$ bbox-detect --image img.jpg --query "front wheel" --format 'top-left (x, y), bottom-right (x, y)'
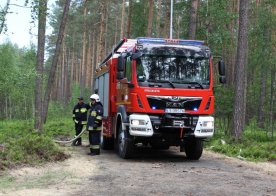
top-left (184, 138), bottom-right (203, 160)
top-left (117, 123), bottom-right (133, 159)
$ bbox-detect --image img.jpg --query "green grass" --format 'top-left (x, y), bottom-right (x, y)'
top-left (205, 126), bottom-right (276, 162)
top-left (0, 170), bottom-right (73, 190)
top-left (0, 118), bottom-right (73, 170)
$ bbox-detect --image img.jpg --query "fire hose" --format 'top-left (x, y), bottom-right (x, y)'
top-left (53, 127), bottom-right (87, 144)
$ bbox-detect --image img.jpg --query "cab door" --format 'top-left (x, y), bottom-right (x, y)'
top-left (116, 55), bottom-right (134, 111)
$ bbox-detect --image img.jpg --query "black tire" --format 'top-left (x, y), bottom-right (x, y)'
top-left (184, 138), bottom-right (203, 160)
top-left (101, 135), bottom-right (114, 150)
top-left (117, 123), bottom-right (133, 159)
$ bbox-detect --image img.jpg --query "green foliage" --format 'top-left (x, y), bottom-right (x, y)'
top-left (69, 83), bottom-right (91, 107)
top-left (0, 43), bottom-right (36, 120)
top-left (206, 121), bottom-right (276, 161)
top-left (214, 85), bottom-right (234, 118)
top-left (44, 116), bottom-right (74, 138)
top-left (197, 0), bottom-right (237, 54)
top-left (131, 0), bottom-right (148, 37)
top-left (0, 119), bottom-right (70, 170)
top-left (214, 85), bottom-right (234, 135)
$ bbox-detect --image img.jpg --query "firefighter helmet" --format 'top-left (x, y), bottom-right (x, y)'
top-left (90, 94), bottom-right (100, 102)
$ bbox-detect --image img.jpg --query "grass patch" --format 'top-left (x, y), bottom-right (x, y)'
top-left (205, 127), bottom-right (276, 162)
top-left (0, 170), bottom-right (73, 190)
top-left (0, 174), bottom-right (16, 189)
top-left (0, 118), bottom-right (72, 170)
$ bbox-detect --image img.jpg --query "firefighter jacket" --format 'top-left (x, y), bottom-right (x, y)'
top-left (72, 102), bottom-right (90, 124)
top-left (87, 102), bottom-right (103, 131)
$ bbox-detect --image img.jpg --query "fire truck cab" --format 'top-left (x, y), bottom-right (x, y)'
top-left (94, 37), bottom-right (225, 160)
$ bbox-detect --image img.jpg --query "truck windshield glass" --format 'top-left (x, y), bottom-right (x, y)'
top-left (136, 45), bottom-right (210, 88)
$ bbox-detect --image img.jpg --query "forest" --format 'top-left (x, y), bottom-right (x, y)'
top-left (0, 0), bottom-right (276, 166)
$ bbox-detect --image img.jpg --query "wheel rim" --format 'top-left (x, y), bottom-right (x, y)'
top-left (118, 127), bottom-right (125, 153)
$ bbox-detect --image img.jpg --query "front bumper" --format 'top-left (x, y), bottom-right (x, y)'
top-left (128, 113), bottom-right (214, 138)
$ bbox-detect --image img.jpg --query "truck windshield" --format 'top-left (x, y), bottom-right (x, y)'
top-left (136, 45), bottom-right (210, 89)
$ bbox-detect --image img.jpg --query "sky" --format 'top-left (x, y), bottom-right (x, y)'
top-left (0, 0), bottom-right (55, 48)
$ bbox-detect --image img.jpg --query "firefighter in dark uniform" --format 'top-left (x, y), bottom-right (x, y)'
top-left (72, 97), bottom-right (90, 146)
top-left (87, 94), bottom-right (103, 155)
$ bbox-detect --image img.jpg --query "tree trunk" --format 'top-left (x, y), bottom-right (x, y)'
top-left (126, 0), bottom-right (132, 38)
top-left (114, 16), bottom-right (118, 44)
top-left (232, 0), bottom-right (249, 140)
top-left (34, 0), bottom-right (47, 131)
top-left (64, 46), bottom-right (70, 103)
top-left (163, 0), bottom-right (170, 38)
top-left (156, 0), bottom-right (162, 37)
top-left (61, 44), bottom-right (65, 102)
top-left (269, 67), bottom-right (275, 138)
top-left (258, 11), bottom-right (270, 128)
top-left (258, 66), bottom-right (267, 128)
top-left (120, 0), bottom-right (126, 38)
top-left (80, 0), bottom-right (87, 96)
top-left (86, 33), bottom-right (92, 88)
top-left (42, 0), bottom-right (71, 124)
top-left (96, 1), bottom-right (107, 67)
top-left (91, 30), bottom-right (96, 90)
top-left (227, 0), bottom-right (238, 86)
top-left (147, 0), bottom-right (154, 37)
top-left (188, 0), bottom-right (199, 40)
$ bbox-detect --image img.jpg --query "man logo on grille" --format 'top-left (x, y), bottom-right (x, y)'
top-left (170, 96), bottom-right (179, 101)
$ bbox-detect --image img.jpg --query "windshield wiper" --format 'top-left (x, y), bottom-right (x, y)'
top-left (148, 79), bottom-right (175, 88)
top-left (172, 80), bottom-right (204, 89)
top-left (186, 81), bottom-right (204, 89)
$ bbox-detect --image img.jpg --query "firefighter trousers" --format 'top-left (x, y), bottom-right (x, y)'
top-left (89, 129), bottom-right (101, 154)
top-left (73, 122), bottom-right (83, 145)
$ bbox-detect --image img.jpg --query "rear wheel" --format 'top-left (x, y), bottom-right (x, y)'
top-left (117, 123), bottom-right (133, 159)
top-left (184, 138), bottom-right (203, 160)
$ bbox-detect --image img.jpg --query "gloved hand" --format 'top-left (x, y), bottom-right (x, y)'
top-left (95, 120), bottom-right (102, 126)
top-left (74, 119), bottom-right (79, 124)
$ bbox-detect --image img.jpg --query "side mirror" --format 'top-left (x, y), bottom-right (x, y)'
top-left (219, 76), bottom-right (226, 84)
top-left (137, 75), bottom-right (146, 82)
top-left (218, 60), bottom-right (225, 76)
top-left (131, 51), bottom-right (143, 60)
top-left (118, 56), bottom-right (125, 72)
top-left (116, 71), bottom-right (124, 80)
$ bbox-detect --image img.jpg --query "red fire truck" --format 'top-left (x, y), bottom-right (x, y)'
top-left (94, 37), bottom-right (225, 160)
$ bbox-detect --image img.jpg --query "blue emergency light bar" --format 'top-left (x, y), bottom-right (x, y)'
top-left (137, 37), bottom-right (204, 46)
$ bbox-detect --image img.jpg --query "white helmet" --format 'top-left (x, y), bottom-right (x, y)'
top-left (90, 94), bottom-right (100, 102)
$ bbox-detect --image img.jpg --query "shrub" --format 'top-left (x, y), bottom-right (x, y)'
top-left (0, 120), bottom-right (70, 170)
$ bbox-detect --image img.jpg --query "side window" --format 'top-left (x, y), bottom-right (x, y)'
top-left (125, 57), bottom-right (132, 81)
top-left (136, 58), bottom-right (145, 82)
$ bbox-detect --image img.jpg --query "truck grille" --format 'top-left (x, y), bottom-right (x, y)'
top-left (162, 114), bottom-right (199, 128)
top-left (147, 96), bottom-right (202, 110)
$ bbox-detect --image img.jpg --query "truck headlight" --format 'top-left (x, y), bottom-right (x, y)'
top-left (202, 121), bottom-right (214, 128)
top-left (131, 119), bottom-right (146, 126)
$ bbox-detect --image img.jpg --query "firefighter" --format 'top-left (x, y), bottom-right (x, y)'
top-left (87, 94), bottom-right (103, 155)
top-left (72, 97), bottom-right (90, 146)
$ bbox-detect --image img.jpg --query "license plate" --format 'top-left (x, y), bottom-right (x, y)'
top-left (165, 108), bottom-right (185, 113)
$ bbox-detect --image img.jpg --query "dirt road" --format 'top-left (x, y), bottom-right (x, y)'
top-left (1, 140), bottom-right (276, 196)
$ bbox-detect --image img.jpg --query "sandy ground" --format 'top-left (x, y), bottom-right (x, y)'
top-left (0, 140), bottom-right (276, 196)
